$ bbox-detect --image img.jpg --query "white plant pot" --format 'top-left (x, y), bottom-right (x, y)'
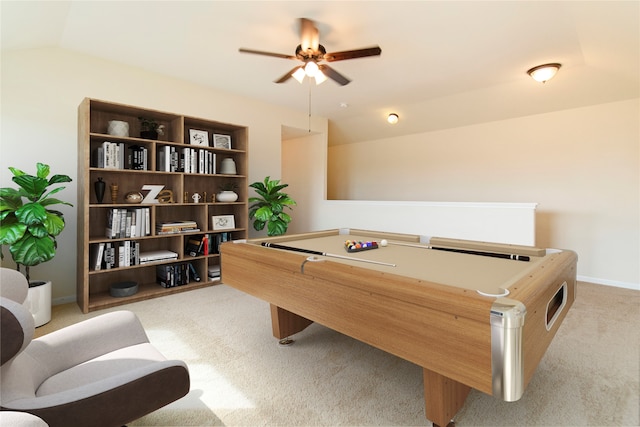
top-left (26, 280), bottom-right (52, 327)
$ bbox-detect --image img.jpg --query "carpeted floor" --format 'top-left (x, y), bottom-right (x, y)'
top-left (38, 281), bottom-right (639, 426)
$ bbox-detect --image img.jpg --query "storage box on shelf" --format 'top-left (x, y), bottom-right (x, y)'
top-left (77, 98), bottom-right (248, 313)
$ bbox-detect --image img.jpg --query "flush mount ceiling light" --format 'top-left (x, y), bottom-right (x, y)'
top-left (387, 113), bottom-right (399, 124)
top-left (527, 63), bottom-right (561, 83)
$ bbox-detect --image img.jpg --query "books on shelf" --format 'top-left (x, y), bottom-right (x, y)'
top-left (156, 262), bottom-right (194, 287)
top-left (158, 145), bottom-right (216, 174)
top-left (106, 208), bottom-right (151, 239)
top-left (156, 220), bottom-right (199, 234)
top-left (92, 141), bottom-right (148, 170)
top-left (200, 231), bottom-right (233, 254)
top-left (92, 241), bottom-right (141, 270)
top-left (185, 236), bottom-right (205, 257)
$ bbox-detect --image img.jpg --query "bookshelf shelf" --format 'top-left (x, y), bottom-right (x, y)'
top-left (77, 98), bottom-right (248, 313)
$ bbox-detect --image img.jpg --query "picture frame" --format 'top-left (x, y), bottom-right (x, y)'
top-left (212, 214), bottom-right (235, 230)
top-left (213, 134), bottom-right (232, 149)
top-left (189, 129), bottom-right (209, 146)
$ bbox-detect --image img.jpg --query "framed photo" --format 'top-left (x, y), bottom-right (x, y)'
top-left (212, 214), bottom-right (235, 230)
top-left (189, 129), bottom-right (209, 146)
top-left (213, 134), bottom-right (232, 149)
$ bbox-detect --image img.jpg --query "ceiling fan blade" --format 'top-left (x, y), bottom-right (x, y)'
top-left (299, 18), bottom-right (319, 52)
top-left (275, 66), bottom-right (303, 84)
top-left (239, 48), bottom-right (296, 60)
top-left (324, 46), bottom-right (382, 62)
top-left (319, 64), bottom-right (351, 86)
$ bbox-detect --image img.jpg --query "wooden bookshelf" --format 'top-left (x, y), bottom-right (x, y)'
top-left (77, 98), bottom-right (248, 313)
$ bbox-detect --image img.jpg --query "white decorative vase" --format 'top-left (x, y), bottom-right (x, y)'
top-left (216, 191), bottom-right (239, 202)
top-left (26, 280), bottom-right (52, 327)
top-left (107, 120), bottom-right (129, 137)
top-left (220, 158), bottom-right (237, 175)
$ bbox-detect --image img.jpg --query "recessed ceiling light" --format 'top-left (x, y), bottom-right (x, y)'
top-left (387, 113), bottom-right (399, 124)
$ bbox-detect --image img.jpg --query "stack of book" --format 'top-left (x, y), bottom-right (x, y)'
top-left (139, 250), bottom-right (178, 265)
top-left (208, 265), bottom-right (221, 282)
top-left (156, 220), bottom-right (199, 234)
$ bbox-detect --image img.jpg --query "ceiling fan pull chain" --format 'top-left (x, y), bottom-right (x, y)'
top-left (308, 79), bottom-right (312, 132)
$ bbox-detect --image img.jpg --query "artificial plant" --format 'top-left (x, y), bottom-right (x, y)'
top-left (249, 176), bottom-right (296, 236)
top-left (0, 163), bottom-right (73, 281)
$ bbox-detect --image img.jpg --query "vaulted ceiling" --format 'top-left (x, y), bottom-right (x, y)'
top-left (2, 1), bottom-right (638, 145)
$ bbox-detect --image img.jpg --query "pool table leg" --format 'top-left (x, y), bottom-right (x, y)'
top-left (423, 368), bottom-right (470, 427)
top-left (270, 304), bottom-right (314, 339)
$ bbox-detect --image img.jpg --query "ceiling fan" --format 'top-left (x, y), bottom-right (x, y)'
top-left (239, 18), bottom-right (381, 86)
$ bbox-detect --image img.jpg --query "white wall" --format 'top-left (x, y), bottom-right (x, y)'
top-left (283, 134), bottom-right (537, 245)
top-left (1, 47), bottom-right (324, 303)
top-left (328, 99), bottom-right (640, 289)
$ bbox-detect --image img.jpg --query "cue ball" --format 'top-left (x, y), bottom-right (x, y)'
top-left (380, 239), bottom-right (388, 247)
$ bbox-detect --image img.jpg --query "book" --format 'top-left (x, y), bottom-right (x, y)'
top-left (185, 236), bottom-right (204, 257)
top-left (188, 263), bottom-right (201, 282)
top-left (91, 243), bottom-right (105, 271)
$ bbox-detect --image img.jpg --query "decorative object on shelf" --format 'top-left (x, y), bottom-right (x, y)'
top-left (157, 189), bottom-right (174, 203)
top-left (216, 191), bottom-right (239, 202)
top-left (94, 177), bottom-right (106, 203)
top-left (249, 176), bottom-right (296, 236)
top-left (213, 134), bottom-right (232, 149)
top-left (0, 163), bottom-right (73, 327)
top-left (212, 214), bottom-right (235, 230)
top-left (138, 117), bottom-right (165, 140)
top-left (216, 182), bottom-right (239, 202)
top-left (124, 191), bottom-right (144, 204)
top-left (189, 129), bottom-right (209, 146)
top-left (141, 184), bottom-right (164, 204)
top-left (109, 281), bottom-right (139, 297)
top-left (110, 183), bottom-right (118, 203)
top-left (107, 120), bottom-right (129, 137)
top-left (220, 157), bottom-right (237, 174)
top-left (192, 192), bottom-right (202, 203)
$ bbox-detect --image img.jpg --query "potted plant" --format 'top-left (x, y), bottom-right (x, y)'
top-left (249, 176), bottom-right (296, 236)
top-left (138, 117), bottom-right (165, 140)
top-left (216, 182), bottom-right (239, 202)
top-left (0, 163), bottom-right (73, 326)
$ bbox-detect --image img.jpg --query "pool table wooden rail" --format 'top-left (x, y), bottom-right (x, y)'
top-left (220, 230), bottom-right (577, 426)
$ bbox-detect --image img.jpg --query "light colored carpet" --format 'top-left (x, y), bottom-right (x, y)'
top-left (37, 282), bottom-right (639, 426)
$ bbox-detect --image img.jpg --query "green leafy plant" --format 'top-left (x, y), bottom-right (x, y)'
top-left (0, 163), bottom-right (73, 281)
top-left (219, 182), bottom-right (238, 192)
top-left (138, 117), bottom-right (165, 135)
top-left (249, 176), bottom-right (296, 236)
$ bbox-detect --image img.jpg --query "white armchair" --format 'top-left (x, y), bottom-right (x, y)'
top-left (0, 268), bottom-right (190, 427)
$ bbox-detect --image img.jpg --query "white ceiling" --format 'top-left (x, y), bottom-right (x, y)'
top-left (2, 1), bottom-right (638, 145)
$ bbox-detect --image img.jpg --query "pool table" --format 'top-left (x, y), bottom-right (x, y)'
top-left (220, 229), bottom-right (577, 426)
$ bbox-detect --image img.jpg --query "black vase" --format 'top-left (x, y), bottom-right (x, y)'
top-left (140, 130), bottom-right (159, 140)
top-left (94, 177), bottom-right (106, 203)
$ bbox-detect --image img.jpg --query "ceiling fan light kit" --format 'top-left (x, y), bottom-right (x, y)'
top-left (527, 63), bottom-right (561, 83)
top-left (239, 18), bottom-right (381, 86)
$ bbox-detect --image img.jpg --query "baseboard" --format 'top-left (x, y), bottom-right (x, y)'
top-left (577, 275), bottom-right (640, 291)
top-left (52, 295), bottom-right (76, 306)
